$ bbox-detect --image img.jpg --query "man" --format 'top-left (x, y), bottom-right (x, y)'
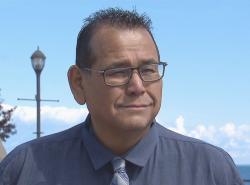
top-left (0, 8), bottom-right (243, 185)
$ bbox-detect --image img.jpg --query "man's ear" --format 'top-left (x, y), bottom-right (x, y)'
top-left (67, 65), bottom-right (86, 105)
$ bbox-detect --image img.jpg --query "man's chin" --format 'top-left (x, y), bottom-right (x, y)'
top-left (116, 116), bottom-right (152, 132)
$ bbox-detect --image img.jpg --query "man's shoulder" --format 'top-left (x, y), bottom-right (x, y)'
top-left (155, 122), bottom-right (233, 162)
top-left (28, 122), bottom-right (84, 145)
top-left (154, 122), bottom-right (243, 184)
top-left (2, 122), bottom-right (85, 163)
top-left (155, 122), bottom-right (206, 144)
top-left (0, 122), bottom-right (90, 184)
top-left (14, 122), bottom-right (83, 150)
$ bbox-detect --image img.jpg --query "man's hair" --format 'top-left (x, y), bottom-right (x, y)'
top-left (76, 7), bottom-right (160, 68)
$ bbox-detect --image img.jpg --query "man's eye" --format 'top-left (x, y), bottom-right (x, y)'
top-left (141, 67), bottom-right (157, 74)
top-left (106, 69), bottom-right (128, 77)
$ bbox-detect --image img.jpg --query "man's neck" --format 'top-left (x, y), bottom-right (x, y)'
top-left (91, 121), bottom-right (151, 156)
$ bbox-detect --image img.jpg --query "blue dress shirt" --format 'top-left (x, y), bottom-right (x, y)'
top-left (0, 114), bottom-right (243, 185)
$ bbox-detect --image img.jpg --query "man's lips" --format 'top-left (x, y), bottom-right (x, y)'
top-left (117, 103), bottom-right (152, 109)
top-left (120, 104), bottom-right (149, 108)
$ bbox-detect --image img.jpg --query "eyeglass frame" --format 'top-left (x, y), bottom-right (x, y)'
top-left (80, 61), bottom-right (168, 87)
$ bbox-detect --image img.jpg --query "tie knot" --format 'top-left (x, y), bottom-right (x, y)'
top-left (110, 157), bottom-right (129, 185)
top-left (111, 157), bottom-right (126, 172)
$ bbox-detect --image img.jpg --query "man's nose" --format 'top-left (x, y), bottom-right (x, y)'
top-left (126, 70), bottom-right (145, 96)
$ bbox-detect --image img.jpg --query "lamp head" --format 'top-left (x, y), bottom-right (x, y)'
top-left (31, 46), bottom-right (46, 73)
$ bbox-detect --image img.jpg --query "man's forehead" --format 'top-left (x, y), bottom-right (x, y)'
top-left (90, 26), bottom-right (156, 51)
top-left (90, 24), bottom-right (152, 45)
top-left (88, 25), bottom-right (158, 68)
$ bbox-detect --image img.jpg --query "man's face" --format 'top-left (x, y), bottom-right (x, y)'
top-left (81, 26), bottom-right (162, 134)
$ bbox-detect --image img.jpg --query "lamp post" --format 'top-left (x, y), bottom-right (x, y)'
top-left (18, 47), bottom-right (59, 137)
top-left (30, 46), bottom-right (46, 138)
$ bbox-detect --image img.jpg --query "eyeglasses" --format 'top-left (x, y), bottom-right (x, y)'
top-left (81, 62), bottom-right (167, 87)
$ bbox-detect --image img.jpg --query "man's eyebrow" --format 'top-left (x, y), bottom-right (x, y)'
top-left (103, 58), bottom-right (159, 69)
top-left (104, 61), bottom-right (130, 69)
top-left (140, 59), bottom-right (159, 65)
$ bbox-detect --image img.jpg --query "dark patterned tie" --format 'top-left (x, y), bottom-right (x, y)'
top-left (110, 157), bottom-right (129, 185)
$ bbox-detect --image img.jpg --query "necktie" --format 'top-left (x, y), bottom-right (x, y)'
top-left (110, 157), bottom-right (129, 185)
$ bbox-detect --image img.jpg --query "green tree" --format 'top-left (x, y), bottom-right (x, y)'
top-left (0, 90), bottom-right (16, 141)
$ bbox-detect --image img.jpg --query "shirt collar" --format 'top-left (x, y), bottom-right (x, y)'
top-left (82, 114), bottom-right (114, 170)
top-left (82, 114), bottom-right (159, 170)
top-left (123, 120), bottom-right (158, 167)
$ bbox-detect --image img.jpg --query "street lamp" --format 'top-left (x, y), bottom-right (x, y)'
top-left (18, 47), bottom-right (59, 138)
top-left (31, 46), bottom-right (46, 138)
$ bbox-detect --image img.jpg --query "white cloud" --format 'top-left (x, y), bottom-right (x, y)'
top-left (220, 123), bottom-right (250, 143)
top-left (13, 105), bottom-right (36, 123)
top-left (189, 124), bottom-right (216, 141)
top-left (40, 105), bottom-right (88, 124)
top-left (220, 122), bottom-right (237, 137)
top-left (169, 116), bottom-right (250, 144)
top-left (3, 104), bottom-right (88, 125)
top-left (169, 115), bottom-right (187, 135)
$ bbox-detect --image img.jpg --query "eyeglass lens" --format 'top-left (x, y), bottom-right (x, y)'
top-left (104, 63), bottom-right (165, 86)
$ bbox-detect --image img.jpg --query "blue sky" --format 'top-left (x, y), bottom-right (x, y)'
top-left (0, 0), bottom-right (249, 164)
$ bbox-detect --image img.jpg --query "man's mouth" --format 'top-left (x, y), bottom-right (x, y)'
top-left (121, 104), bottom-right (149, 107)
top-left (118, 103), bottom-right (152, 110)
